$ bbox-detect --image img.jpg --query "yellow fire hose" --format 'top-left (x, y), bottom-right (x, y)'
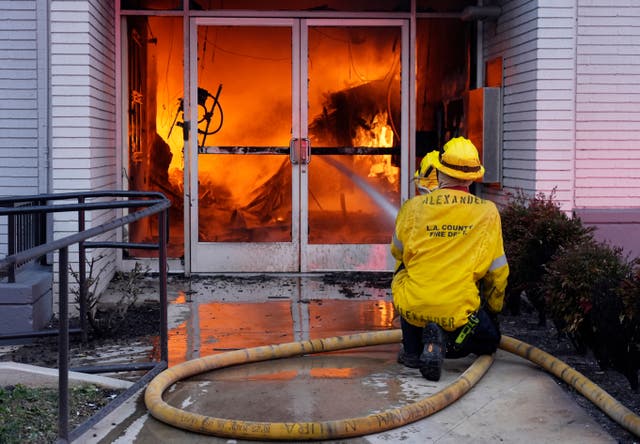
top-left (145, 330), bottom-right (640, 440)
top-left (499, 335), bottom-right (640, 436)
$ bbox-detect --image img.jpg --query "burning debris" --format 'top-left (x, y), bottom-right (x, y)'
top-left (199, 159), bottom-right (292, 242)
top-left (309, 79), bottom-right (400, 148)
top-left (126, 18), bottom-right (410, 251)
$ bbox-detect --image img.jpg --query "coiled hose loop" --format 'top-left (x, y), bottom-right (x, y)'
top-left (145, 331), bottom-right (640, 440)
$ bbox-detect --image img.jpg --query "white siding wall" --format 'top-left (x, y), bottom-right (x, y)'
top-left (575, 1), bottom-right (640, 208)
top-left (483, 0), bottom-right (541, 201)
top-left (486, 0), bottom-right (640, 212)
top-left (50, 0), bottom-right (117, 303)
top-left (533, 0), bottom-right (576, 209)
top-left (50, 0), bottom-right (116, 196)
top-left (484, 0), bottom-right (577, 209)
top-left (0, 0), bottom-right (49, 256)
top-left (484, 0), bottom-right (639, 255)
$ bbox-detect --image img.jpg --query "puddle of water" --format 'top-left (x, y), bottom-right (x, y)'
top-left (149, 275), bottom-right (411, 424)
top-left (159, 274), bottom-right (394, 367)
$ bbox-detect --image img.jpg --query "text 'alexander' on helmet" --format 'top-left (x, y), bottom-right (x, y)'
top-left (432, 137), bottom-right (485, 181)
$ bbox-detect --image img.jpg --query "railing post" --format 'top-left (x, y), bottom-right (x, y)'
top-left (78, 197), bottom-right (87, 344)
top-left (8, 207), bottom-right (15, 283)
top-left (158, 208), bottom-right (168, 363)
top-left (38, 199), bottom-right (48, 265)
top-left (58, 246), bottom-right (70, 443)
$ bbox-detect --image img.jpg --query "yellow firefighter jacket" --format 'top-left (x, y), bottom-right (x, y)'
top-left (391, 188), bottom-right (509, 331)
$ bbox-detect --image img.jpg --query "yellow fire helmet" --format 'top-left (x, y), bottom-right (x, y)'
top-left (431, 137), bottom-right (485, 181)
top-left (413, 150), bottom-right (440, 194)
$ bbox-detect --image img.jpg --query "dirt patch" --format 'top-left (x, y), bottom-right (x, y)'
top-left (0, 303), bottom-right (160, 369)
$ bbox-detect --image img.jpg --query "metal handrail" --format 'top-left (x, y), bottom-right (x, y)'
top-left (5, 199), bottom-right (47, 281)
top-left (0, 190), bottom-right (171, 443)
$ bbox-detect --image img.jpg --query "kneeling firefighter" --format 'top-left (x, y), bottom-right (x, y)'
top-left (391, 137), bottom-right (509, 381)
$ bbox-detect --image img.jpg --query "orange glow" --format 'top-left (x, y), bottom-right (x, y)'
top-left (197, 301), bottom-right (294, 356)
top-left (148, 319), bottom-right (189, 366)
top-left (239, 370), bottom-right (298, 381)
top-left (308, 299), bottom-right (395, 337)
top-left (126, 16), bottom-right (185, 258)
top-left (167, 322), bottom-right (189, 367)
top-left (172, 291), bottom-right (186, 304)
top-left (150, 17), bottom-right (186, 174)
top-left (485, 57), bottom-right (503, 88)
top-left (158, 297), bottom-right (395, 367)
top-left (374, 299), bottom-right (395, 328)
top-left (127, 17), bottom-right (474, 256)
top-left (191, 24), bottom-right (401, 244)
top-left (354, 111), bottom-right (394, 148)
top-left (310, 367), bottom-right (360, 378)
top-left (130, 19), bottom-right (402, 249)
top-left (355, 111), bottom-right (400, 186)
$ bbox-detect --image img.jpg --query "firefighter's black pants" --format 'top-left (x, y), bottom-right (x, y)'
top-left (400, 306), bottom-right (500, 359)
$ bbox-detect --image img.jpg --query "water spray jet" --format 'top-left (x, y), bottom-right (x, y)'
top-left (319, 156), bottom-right (399, 222)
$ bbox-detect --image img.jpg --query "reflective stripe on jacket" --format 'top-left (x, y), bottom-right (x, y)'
top-left (391, 188), bottom-right (509, 331)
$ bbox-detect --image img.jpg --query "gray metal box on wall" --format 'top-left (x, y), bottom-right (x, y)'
top-left (464, 87), bottom-right (502, 184)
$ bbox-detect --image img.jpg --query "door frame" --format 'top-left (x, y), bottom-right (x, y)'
top-left (300, 18), bottom-right (410, 272)
top-left (188, 17), bottom-right (300, 273)
top-left (186, 16), bottom-right (410, 274)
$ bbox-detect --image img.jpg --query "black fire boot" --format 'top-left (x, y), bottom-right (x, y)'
top-left (397, 347), bottom-right (425, 369)
top-left (420, 322), bottom-right (445, 381)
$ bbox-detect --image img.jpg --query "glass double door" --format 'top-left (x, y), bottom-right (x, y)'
top-left (189, 17), bottom-right (408, 273)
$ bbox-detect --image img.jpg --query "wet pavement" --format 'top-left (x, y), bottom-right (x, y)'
top-left (72, 273), bottom-right (616, 443)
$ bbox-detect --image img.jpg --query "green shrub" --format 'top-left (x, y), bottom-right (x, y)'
top-left (500, 189), bottom-right (640, 390)
top-left (500, 189), bottom-right (594, 322)
top-left (542, 240), bottom-right (631, 338)
top-left (619, 264), bottom-right (640, 329)
top-left (542, 240), bottom-right (640, 390)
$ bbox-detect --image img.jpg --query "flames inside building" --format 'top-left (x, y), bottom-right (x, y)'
top-left (125, 15), bottom-right (471, 259)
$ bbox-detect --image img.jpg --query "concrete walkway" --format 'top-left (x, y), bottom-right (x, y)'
top-left (4, 274), bottom-right (622, 442)
top-left (76, 348), bottom-right (616, 443)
